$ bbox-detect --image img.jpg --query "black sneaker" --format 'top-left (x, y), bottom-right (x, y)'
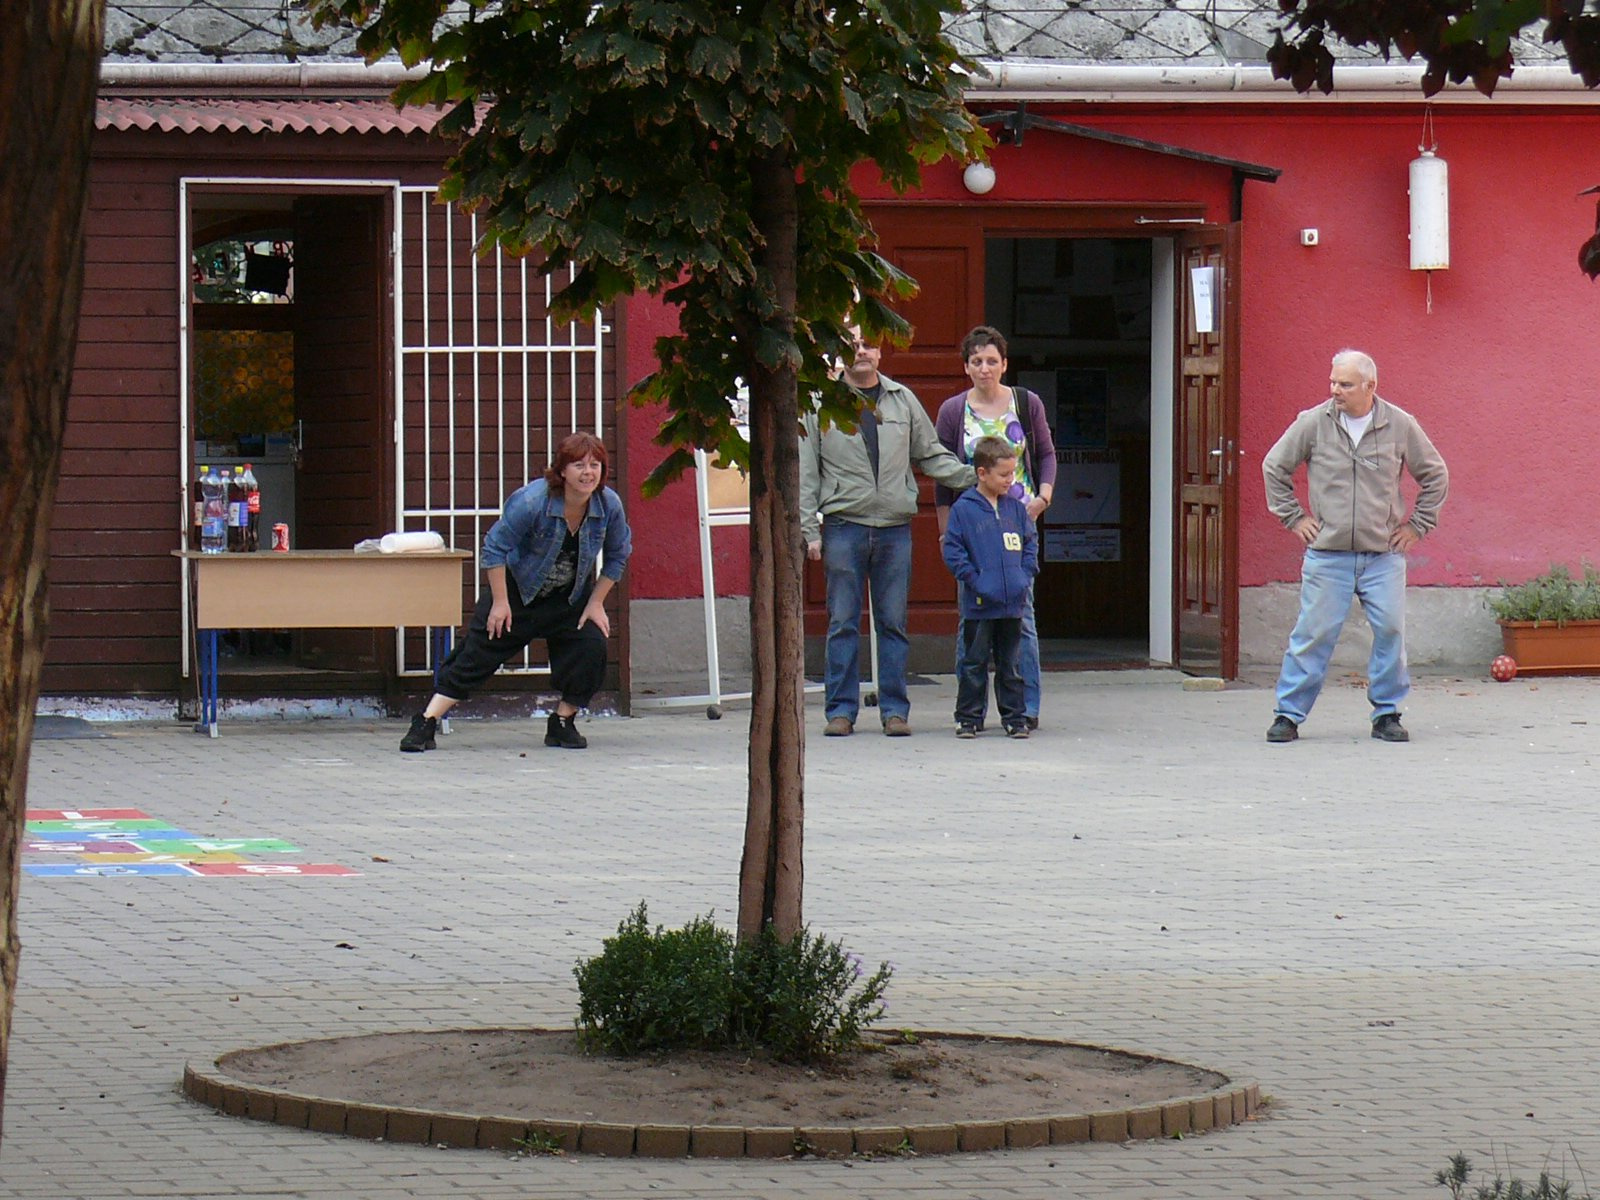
top-left (545, 712), bottom-right (588, 749)
top-left (1023, 716), bottom-right (1039, 732)
top-left (1005, 724), bottom-right (1030, 739)
top-left (400, 713), bottom-right (437, 752)
top-left (955, 723), bottom-right (978, 739)
top-left (1371, 713), bottom-right (1410, 742)
top-left (1265, 715), bottom-right (1298, 744)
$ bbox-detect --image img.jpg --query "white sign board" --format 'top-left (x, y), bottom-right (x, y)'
top-left (1189, 265), bottom-right (1217, 334)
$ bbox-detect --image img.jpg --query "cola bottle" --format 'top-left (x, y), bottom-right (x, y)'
top-left (227, 467), bottom-right (248, 552)
top-left (193, 464), bottom-right (207, 545)
top-left (200, 466), bottom-right (228, 554)
top-left (241, 463), bottom-right (260, 552)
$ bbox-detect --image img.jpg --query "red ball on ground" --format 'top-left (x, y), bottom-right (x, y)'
top-left (1491, 655), bottom-right (1518, 682)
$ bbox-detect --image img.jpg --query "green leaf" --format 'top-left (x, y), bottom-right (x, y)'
top-left (641, 447), bottom-right (697, 497)
top-left (614, 32), bottom-right (667, 76)
top-left (569, 26), bottom-right (609, 69)
top-left (754, 326), bottom-right (801, 371)
top-left (688, 34), bottom-right (739, 81)
top-left (747, 110), bottom-right (789, 148)
top-left (691, 90), bottom-right (735, 137)
top-left (397, 35), bottom-right (432, 68)
top-left (680, 187), bottom-right (723, 235)
top-left (841, 85), bottom-right (868, 131)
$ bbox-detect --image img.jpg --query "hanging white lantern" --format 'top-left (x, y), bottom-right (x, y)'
top-left (1409, 149), bottom-right (1450, 271)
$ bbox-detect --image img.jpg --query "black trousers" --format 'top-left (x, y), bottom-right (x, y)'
top-left (955, 616), bottom-right (1024, 728)
top-left (435, 581), bottom-right (607, 708)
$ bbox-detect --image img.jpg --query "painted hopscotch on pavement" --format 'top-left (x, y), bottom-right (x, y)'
top-left (24, 809), bottom-right (360, 878)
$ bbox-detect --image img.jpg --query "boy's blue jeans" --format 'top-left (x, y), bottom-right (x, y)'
top-left (1275, 548), bottom-right (1408, 725)
top-left (955, 583), bottom-right (1039, 721)
top-left (955, 616), bottom-right (1024, 729)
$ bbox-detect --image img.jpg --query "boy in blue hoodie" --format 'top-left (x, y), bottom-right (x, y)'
top-left (941, 435), bottom-right (1040, 739)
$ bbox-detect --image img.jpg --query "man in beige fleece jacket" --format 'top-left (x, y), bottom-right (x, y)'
top-left (1261, 349), bottom-right (1449, 744)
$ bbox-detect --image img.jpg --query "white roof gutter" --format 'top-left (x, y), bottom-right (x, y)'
top-left (99, 57), bottom-right (1592, 104)
top-left (99, 61), bottom-right (427, 90)
top-left (966, 60), bottom-right (1596, 105)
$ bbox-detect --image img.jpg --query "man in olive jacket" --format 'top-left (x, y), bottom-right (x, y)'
top-left (1261, 349), bottom-right (1448, 744)
top-left (801, 329), bottom-right (974, 738)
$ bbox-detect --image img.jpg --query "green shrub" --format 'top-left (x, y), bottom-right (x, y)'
top-left (572, 903), bottom-right (735, 1055)
top-left (729, 925), bottom-right (893, 1062)
top-left (573, 903), bottom-right (892, 1064)
top-left (1488, 562), bottom-right (1600, 626)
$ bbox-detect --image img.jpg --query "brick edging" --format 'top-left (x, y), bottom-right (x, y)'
top-left (181, 1028), bottom-right (1260, 1158)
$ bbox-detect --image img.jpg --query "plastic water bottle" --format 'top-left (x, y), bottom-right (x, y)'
top-left (200, 465), bottom-right (228, 554)
top-left (241, 463), bottom-right (260, 552)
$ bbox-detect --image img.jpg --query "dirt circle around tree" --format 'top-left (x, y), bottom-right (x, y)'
top-left (184, 1028), bottom-right (1260, 1158)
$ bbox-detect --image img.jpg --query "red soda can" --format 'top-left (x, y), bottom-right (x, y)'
top-left (271, 523), bottom-right (290, 552)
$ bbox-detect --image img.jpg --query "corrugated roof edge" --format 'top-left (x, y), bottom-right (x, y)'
top-left (95, 96), bottom-right (449, 136)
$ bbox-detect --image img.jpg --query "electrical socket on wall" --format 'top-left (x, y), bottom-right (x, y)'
top-left (1300, 228), bottom-right (1319, 246)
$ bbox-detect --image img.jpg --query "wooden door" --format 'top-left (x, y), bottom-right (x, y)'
top-left (291, 194), bottom-right (391, 670)
top-left (875, 218), bottom-right (985, 411)
top-left (803, 218), bottom-right (985, 639)
top-left (1174, 225), bottom-right (1240, 677)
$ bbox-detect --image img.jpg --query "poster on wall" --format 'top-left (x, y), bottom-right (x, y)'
top-left (1048, 454), bottom-right (1121, 526)
top-left (1043, 527), bottom-right (1122, 563)
top-left (1053, 368), bottom-right (1110, 449)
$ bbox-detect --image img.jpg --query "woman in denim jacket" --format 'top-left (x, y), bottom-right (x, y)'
top-left (400, 432), bottom-right (632, 752)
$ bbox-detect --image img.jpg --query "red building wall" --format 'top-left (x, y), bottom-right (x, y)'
top-left (623, 100), bottom-right (1600, 602)
top-left (620, 304), bottom-right (751, 605)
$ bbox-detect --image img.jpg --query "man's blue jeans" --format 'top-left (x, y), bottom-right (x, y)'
top-left (1275, 549), bottom-right (1408, 725)
top-left (955, 584), bottom-right (1040, 721)
top-left (822, 517), bottom-right (912, 724)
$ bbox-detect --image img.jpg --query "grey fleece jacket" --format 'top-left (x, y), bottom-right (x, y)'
top-left (1262, 397), bottom-right (1448, 553)
top-left (800, 374), bottom-right (974, 545)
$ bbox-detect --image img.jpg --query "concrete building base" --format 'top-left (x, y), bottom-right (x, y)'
top-left (637, 586), bottom-right (1505, 687)
top-left (1238, 584), bottom-right (1502, 670)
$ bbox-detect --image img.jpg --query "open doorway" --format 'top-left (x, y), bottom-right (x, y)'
top-left (183, 185), bottom-right (391, 686)
top-left (984, 236), bottom-right (1154, 668)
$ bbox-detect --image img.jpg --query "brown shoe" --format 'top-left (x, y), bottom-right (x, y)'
top-left (823, 716), bottom-right (854, 737)
top-left (883, 716), bottom-right (911, 737)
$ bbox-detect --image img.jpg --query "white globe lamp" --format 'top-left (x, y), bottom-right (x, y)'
top-left (962, 161), bottom-right (996, 196)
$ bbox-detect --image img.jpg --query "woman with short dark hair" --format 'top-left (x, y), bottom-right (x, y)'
top-left (400, 431), bottom-right (632, 752)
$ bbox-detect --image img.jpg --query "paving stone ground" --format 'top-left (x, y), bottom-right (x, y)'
top-left (5, 668), bottom-right (1600, 1199)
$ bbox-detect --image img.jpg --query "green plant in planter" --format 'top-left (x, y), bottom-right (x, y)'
top-left (573, 902), bottom-right (892, 1064)
top-left (1435, 1150), bottom-right (1594, 1199)
top-left (1487, 562), bottom-right (1600, 627)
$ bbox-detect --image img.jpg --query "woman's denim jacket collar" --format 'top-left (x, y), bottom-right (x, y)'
top-left (480, 478), bottom-right (632, 606)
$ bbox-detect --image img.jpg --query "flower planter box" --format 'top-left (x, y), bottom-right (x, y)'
top-left (1498, 619), bottom-right (1600, 675)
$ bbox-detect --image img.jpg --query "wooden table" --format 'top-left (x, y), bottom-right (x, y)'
top-left (174, 549), bottom-right (471, 736)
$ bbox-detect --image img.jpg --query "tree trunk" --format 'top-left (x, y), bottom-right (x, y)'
top-left (0, 0), bottom-right (106, 1141)
top-left (737, 149), bottom-right (806, 944)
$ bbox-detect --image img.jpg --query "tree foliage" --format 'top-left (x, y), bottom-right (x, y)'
top-left (307, 0), bottom-right (984, 941)
top-left (308, 0), bottom-right (984, 485)
top-left (1269, 0), bottom-right (1600, 97)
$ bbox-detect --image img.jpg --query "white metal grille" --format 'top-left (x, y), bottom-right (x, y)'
top-left (395, 186), bottom-right (609, 676)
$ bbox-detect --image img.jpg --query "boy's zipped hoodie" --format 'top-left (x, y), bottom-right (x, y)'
top-left (942, 489), bottom-right (1039, 620)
